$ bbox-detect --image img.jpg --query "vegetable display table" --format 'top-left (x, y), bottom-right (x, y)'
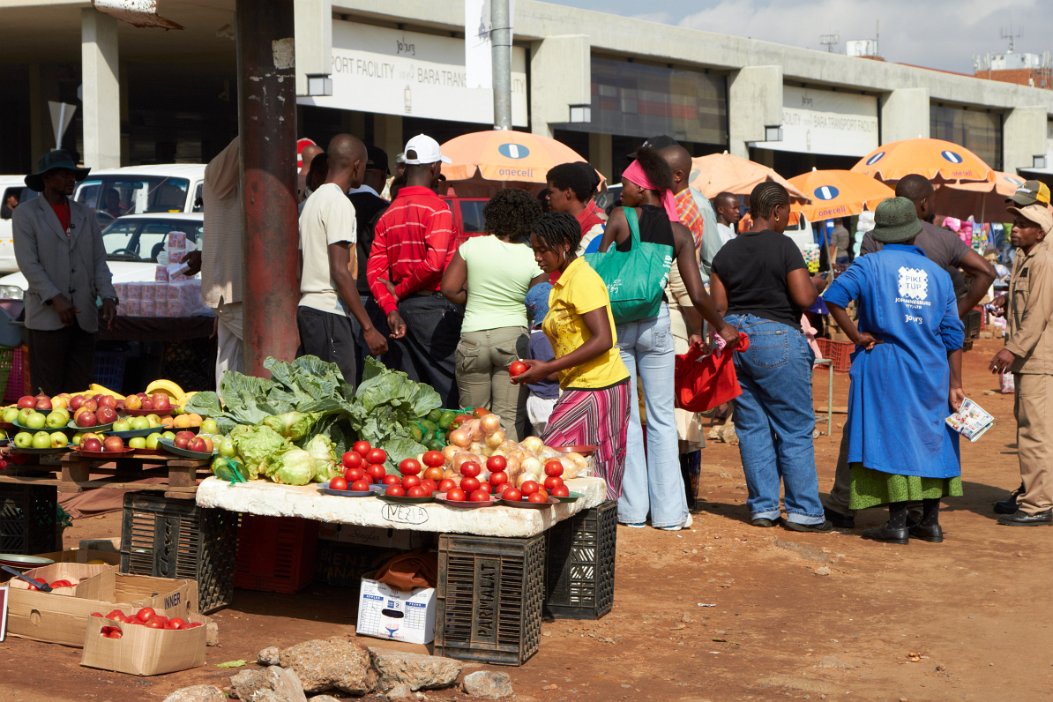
top-left (194, 476), bottom-right (607, 537)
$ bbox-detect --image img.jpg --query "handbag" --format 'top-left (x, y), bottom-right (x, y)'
top-left (584, 207), bottom-right (672, 323)
top-left (674, 333), bottom-right (750, 412)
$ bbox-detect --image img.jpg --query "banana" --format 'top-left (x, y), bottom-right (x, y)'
top-left (146, 379), bottom-right (187, 406)
top-left (89, 383), bottom-right (125, 401)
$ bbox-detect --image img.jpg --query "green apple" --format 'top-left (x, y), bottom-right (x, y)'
top-left (3, 407), bottom-right (19, 423)
top-left (13, 431), bottom-right (33, 448)
top-left (26, 412), bottom-right (47, 430)
top-left (71, 432), bottom-right (83, 446)
top-left (200, 418), bottom-right (219, 435)
top-left (113, 418), bottom-right (132, 432)
top-left (31, 431), bottom-right (51, 449)
top-left (50, 431), bottom-right (68, 448)
top-left (145, 432), bottom-right (162, 450)
top-left (218, 437), bottom-right (237, 458)
top-left (131, 416), bottom-right (150, 431)
top-left (17, 408), bottom-right (34, 425)
top-left (146, 414), bottom-right (162, 427)
top-left (45, 411), bottom-right (67, 429)
top-left (161, 431), bottom-right (176, 441)
top-left (128, 437), bottom-right (147, 449)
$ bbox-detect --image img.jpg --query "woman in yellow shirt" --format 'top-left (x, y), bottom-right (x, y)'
top-left (513, 212), bottom-right (630, 499)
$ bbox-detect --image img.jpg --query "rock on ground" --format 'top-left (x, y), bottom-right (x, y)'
top-left (258, 646), bottom-right (281, 666)
top-left (162, 685), bottom-right (227, 702)
top-left (279, 637), bottom-right (376, 695)
top-left (462, 670), bottom-right (515, 699)
top-left (205, 618), bottom-right (220, 646)
top-left (307, 697), bottom-right (343, 702)
top-left (230, 667), bottom-right (307, 702)
top-left (367, 648), bottom-right (462, 692)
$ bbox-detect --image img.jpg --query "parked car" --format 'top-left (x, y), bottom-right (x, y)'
top-left (443, 196), bottom-right (488, 238)
top-left (0, 212), bottom-right (203, 299)
top-left (74, 164), bottom-right (206, 228)
top-left (0, 176), bottom-right (30, 274)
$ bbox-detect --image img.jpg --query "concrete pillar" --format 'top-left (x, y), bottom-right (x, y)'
top-left (529, 35), bottom-right (590, 138)
top-left (294, 0), bottom-right (332, 96)
top-left (727, 66), bottom-right (782, 158)
top-left (588, 132), bottom-right (612, 184)
top-left (81, 9), bottom-right (120, 168)
top-left (27, 64), bottom-right (51, 162)
top-left (880, 88), bottom-right (929, 143)
top-left (1003, 106), bottom-right (1048, 173)
top-left (374, 114), bottom-right (403, 164)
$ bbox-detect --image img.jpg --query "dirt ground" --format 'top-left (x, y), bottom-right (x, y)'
top-left (3, 338), bottom-right (1052, 702)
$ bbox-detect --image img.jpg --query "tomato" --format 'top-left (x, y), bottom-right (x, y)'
top-left (459, 461), bottom-right (481, 478)
top-left (166, 617), bottom-right (187, 630)
top-left (402, 475), bottom-right (421, 489)
top-left (385, 485), bottom-right (405, 497)
top-left (350, 480), bottom-right (371, 492)
top-left (446, 488), bottom-right (467, 502)
top-left (420, 478), bottom-right (438, 494)
top-left (437, 478), bottom-right (457, 492)
top-left (423, 466), bottom-right (445, 482)
top-left (398, 458), bottom-right (422, 476)
top-left (106, 608), bottom-right (126, 620)
top-left (502, 488), bottom-right (522, 502)
top-left (509, 360), bottom-right (529, 377)
top-left (450, 414), bottom-right (468, 429)
top-left (528, 492), bottom-right (549, 503)
top-left (353, 440), bottom-right (372, 457)
top-left (341, 451), bottom-right (363, 469)
top-left (407, 486), bottom-right (426, 498)
top-left (489, 470), bottom-right (508, 488)
top-left (344, 467), bottom-right (366, 483)
top-left (422, 450), bottom-right (445, 468)
top-left (382, 474), bottom-right (401, 485)
top-left (49, 579), bottom-right (74, 588)
top-left (135, 607), bottom-right (156, 623)
top-left (544, 475), bottom-right (564, 491)
top-left (486, 455), bottom-right (507, 472)
top-left (520, 480), bottom-right (539, 495)
top-left (544, 460), bottom-right (564, 477)
top-left (473, 406), bottom-right (492, 418)
top-left (460, 476), bottom-right (481, 493)
top-left (366, 448), bottom-right (387, 465)
top-left (469, 488), bottom-right (492, 502)
top-left (329, 476), bottom-right (349, 491)
top-left (368, 463), bottom-right (388, 482)
top-left (551, 484), bottom-right (570, 497)
top-left (144, 617), bottom-right (165, 629)
top-left (101, 626), bottom-right (123, 639)
top-left (91, 612), bottom-right (104, 618)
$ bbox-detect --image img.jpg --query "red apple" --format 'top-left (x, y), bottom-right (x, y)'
top-left (96, 407), bottom-right (118, 424)
top-left (82, 438), bottom-right (103, 452)
top-left (123, 394), bottom-right (142, 411)
top-left (141, 397), bottom-right (154, 411)
top-left (17, 395), bottom-right (36, 409)
top-left (69, 395), bottom-right (85, 411)
top-left (97, 395), bottom-right (118, 410)
top-left (75, 410), bottom-right (98, 427)
top-left (152, 394), bottom-right (172, 412)
top-left (173, 431), bottom-right (194, 449)
top-left (103, 436), bottom-right (124, 452)
top-left (82, 399), bottom-right (98, 413)
top-left (187, 436), bottom-right (208, 453)
top-left (35, 397), bottom-right (52, 411)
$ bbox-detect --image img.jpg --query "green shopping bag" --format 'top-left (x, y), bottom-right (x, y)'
top-left (584, 207), bottom-right (673, 323)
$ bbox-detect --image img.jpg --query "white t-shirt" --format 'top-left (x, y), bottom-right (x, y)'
top-left (716, 222), bottom-right (737, 246)
top-left (299, 183), bottom-right (356, 315)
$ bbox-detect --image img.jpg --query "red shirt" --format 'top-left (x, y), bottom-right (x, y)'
top-left (367, 186), bottom-right (459, 315)
top-left (49, 199), bottom-right (71, 235)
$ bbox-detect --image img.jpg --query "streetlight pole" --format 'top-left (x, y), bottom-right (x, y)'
top-left (491, 0), bottom-right (512, 130)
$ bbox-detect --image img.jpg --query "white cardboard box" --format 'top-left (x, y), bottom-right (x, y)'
top-left (356, 578), bottom-right (435, 645)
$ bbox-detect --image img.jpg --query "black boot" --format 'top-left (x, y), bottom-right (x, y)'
top-left (909, 498), bottom-right (944, 542)
top-left (994, 483), bottom-right (1025, 515)
top-left (862, 502), bottom-right (909, 544)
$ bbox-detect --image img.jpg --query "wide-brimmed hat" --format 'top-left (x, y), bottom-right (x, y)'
top-left (25, 150), bottom-right (90, 192)
top-left (1008, 203), bottom-right (1053, 234)
top-left (872, 197), bottom-right (922, 243)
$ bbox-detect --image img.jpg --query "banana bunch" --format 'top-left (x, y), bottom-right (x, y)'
top-left (89, 383), bottom-right (125, 401)
top-left (145, 379), bottom-right (188, 407)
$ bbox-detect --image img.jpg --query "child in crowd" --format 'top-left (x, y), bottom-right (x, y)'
top-left (523, 282), bottom-right (559, 434)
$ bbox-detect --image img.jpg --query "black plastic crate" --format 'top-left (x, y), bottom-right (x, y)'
top-left (119, 492), bottom-right (239, 613)
top-left (0, 484), bottom-right (58, 555)
top-left (435, 533), bottom-right (545, 666)
top-left (545, 501), bottom-right (617, 619)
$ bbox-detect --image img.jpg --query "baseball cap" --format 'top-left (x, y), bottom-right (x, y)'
top-left (1006, 179), bottom-right (1051, 207)
top-left (365, 144), bottom-right (389, 174)
top-left (1008, 203), bottom-right (1053, 234)
top-left (402, 134), bottom-right (450, 165)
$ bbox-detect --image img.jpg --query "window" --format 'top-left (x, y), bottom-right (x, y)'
top-left (931, 105), bottom-right (1003, 171)
top-left (101, 221), bottom-right (138, 258)
top-left (75, 176), bottom-right (191, 216)
top-left (459, 201), bottom-right (487, 234)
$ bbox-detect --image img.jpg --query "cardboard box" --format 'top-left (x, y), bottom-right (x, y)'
top-left (81, 612), bottom-right (207, 676)
top-left (318, 524), bottom-right (431, 550)
top-left (6, 567), bottom-right (197, 647)
top-left (356, 577), bottom-right (436, 645)
top-left (6, 562), bottom-right (111, 594)
top-left (33, 548), bottom-right (121, 566)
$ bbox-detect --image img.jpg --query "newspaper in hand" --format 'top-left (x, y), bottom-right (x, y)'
top-left (945, 398), bottom-right (995, 442)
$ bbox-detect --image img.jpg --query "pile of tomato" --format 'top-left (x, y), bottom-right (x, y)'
top-left (92, 606), bottom-right (200, 638)
top-left (328, 440), bottom-right (390, 491)
top-left (384, 451), bottom-right (447, 498)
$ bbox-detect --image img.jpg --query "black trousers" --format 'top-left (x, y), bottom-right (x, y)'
top-left (296, 306), bottom-right (358, 387)
top-left (27, 324), bottom-right (96, 396)
top-left (391, 294), bottom-right (463, 409)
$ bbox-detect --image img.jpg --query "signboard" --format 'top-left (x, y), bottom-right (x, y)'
top-left (300, 22), bottom-right (528, 127)
top-left (754, 85), bottom-right (879, 157)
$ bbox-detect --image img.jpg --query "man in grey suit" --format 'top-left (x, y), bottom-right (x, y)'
top-left (13, 150), bottom-right (117, 395)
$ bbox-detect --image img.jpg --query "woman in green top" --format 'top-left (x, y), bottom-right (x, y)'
top-left (442, 189), bottom-right (546, 439)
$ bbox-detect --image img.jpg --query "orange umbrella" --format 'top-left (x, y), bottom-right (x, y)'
top-left (440, 130), bottom-right (592, 184)
top-left (934, 171), bottom-right (1025, 222)
top-left (788, 169), bottom-right (894, 221)
top-left (851, 138), bottom-right (992, 183)
top-left (689, 152), bottom-right (809, 203)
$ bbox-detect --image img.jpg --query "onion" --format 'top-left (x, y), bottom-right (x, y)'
top-left (449, 428), bottom-right (470, 448)
top-left (469, 441), bottom-right (488, 457)
top-left (441, 445), bottom-right (460, 464)
top-left (564, 451), bottom-right (587, 468)
top-left (443, 468), bottom-right (457, 480)
top-left (498, 439), bottom-right (519, 453)
top-left (480, 413), bottom-right (502, 436)
top-left (520, 436), bottom-right (544, 454)
top-left (517, 471), bottom-right (541, 488)
top-left (520, 456), bottom-right (541, 477)
top-left (452, 452), bottom-right (476, 471)
top-left (485, 429), bottom-right (505, 449)
top-left (466, 419), bottom-right (484, 442)
top-left (504, 455), bottom-right (521, 474)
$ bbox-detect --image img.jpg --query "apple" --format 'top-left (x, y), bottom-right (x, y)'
top-left (16, 396), bottom-right (36, 409)
top-left (146, 433), bottom-right (162, 450)
top-left (123, 394), bottom-right (142, 411)
top-left (152, 394), bottom-right (172, 413)
top-left (75, 411), bottom-right (98, 428)
top-left (112, 419), bottom-right (132, 432)
top-left (26, 412), bottom-right (47, 430)
top-left (97, 395), bottom-right (117, 411)
top-left (82, 399), bottom-right (98, 413)
top-left (200, 418), bottom-right (219, 435)
top-left (45, 411), bottom-right (67, 430)
top-left (161, 431), bottom-right (176, 441)
top-left (71, 433), bottom-right (83, 446)
top-left (2, 407), bottom-right (19, 423)
top-left (13, 431), bottom-right (33, 448)
top-left (103, 436), bottom-right (125, 452)
top-left (17, 408), bottom-right (34, 425)
top-left (131, 416), bottom-right (150, 430)
top-left (145, 414), bottom-right (162, 428)
top-left (140, 397), bottom-right (154, 411)
top-left (31, 431), bottom-right (51, 449)
top-left (218, 437), bottom-right (236, 458)
top-left (35, 397), bottom-right (52, 411)
top-left (128, 437), bottom-right (147, 449)
top-left (96, 407), bottom-right (118, 425)
top-left (49, 431), bottom-right (67, 448)
top-left (174, 431), bottom-right (195, 449)
top-left (69, 395), bottom-right (85, 410)
top-left (187, 436), bottom-right (208, 453)
top-left (82, 437), bottom-right (103, 452)
top-left (51, 396), bottom-right (69, 411)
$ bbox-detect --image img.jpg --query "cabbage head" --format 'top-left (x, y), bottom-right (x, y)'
top-left (261, 411), bottom-right (319, 441)
top-left (304, 434), bottom-right (340, 482)
top-left (270, 447), bottom-right (316, 486)
top-left (229, 424), bottom-right (290, 479)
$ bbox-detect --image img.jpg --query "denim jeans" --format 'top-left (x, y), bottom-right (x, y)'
top-left (615, 304), bottom-right (688, 528)
top-left (726, 313), bottom-right (825, 525)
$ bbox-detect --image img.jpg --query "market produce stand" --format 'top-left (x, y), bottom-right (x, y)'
top-left (0, 451), bottom-right (210, 499)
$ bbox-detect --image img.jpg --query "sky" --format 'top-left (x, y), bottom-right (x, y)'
top-left (550, 0), bottom-right (1052, 74)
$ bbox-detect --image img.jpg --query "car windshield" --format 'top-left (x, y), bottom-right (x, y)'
top-left (101, 218), bottom-right (203, 262)
top-left (77, 176), bottom-right (191, 221)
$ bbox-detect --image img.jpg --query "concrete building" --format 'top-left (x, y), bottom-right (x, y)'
top-left (4, 0), bottom-right (1053, 183)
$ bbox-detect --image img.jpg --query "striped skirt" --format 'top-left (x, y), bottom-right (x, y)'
top-left (542, 381), bottom-right (631, 500)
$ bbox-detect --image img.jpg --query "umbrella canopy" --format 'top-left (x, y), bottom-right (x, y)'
top-left (788, 169), bottom-right (894, 221)
top-left (850, 138), bottom-right (992, 183)
top-left (440, 130), bottom-right (592, 184)
top-left (934, 171), bottom-right (1025, 222)
top-left (689, 152), bottom-right (809, 203)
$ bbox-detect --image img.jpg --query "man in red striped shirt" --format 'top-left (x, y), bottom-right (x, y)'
top-left (367, 134), bottom-right (464, 406)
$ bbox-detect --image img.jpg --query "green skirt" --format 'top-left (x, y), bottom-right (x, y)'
top-left (849, 464), bottom-right (963, 511)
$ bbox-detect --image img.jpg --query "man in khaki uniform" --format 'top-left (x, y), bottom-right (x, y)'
top-left (990, 203), bottom-right (1053, 525)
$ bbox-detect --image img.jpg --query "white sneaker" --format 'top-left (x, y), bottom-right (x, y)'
top-left (658, 513), bottom-right (693, 531)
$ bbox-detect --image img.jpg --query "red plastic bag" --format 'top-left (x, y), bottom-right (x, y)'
top-left (674, 333), bottom-right (750, 412)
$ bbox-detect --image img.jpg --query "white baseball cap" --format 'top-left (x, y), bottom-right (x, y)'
top-left (402, 134), bottom-right (450, 165)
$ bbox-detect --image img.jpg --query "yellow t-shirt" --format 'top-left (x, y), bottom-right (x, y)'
top-left (543, 257), bottom-right (630, 390)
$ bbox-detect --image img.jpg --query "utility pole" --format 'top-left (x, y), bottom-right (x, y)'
top-left (491, 0), bottom-right (512, 129)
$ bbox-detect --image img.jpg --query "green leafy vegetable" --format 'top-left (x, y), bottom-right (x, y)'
top-left (345, 357), bottom-right (440, 464)
top-left (304, 434), bottom-right (340, 482)
top-left (262, 411), bottom-right (320, 441)
top-left (229, 424), bottom-right (289, 480)
top-left (270, 447), bottom-right (316, 486)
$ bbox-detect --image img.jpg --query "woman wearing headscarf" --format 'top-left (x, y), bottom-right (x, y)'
top-left (709, 182), bottom-right (829, 531)
top-left (598, 146), bottom-right (737, 531)
top-left (824, 197), bottom-right (964, 543)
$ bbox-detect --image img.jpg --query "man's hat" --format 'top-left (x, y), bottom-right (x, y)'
top-left (365, 144), bottom-right (389, 175)
top-left (25, 149), bottom-right (90, 192)
top-left (1006, 179), bottom-right (1051, 207)
top-left (402, 134), bottom-right (450, 165)
top-left (1007, 203), bottom-right (1053, 234)
top-left (872, 197), bottom-right (923, 243)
